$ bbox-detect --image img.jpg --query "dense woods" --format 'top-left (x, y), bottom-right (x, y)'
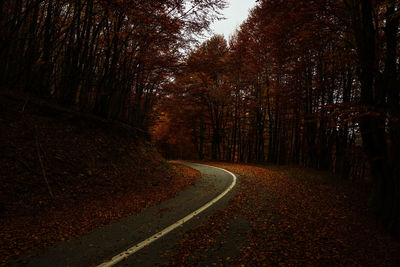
top-left (1, 1), bottom-right (226, 260)
top-left (1, 0), bottom-right (399, 238)
top-left (0, 0), bottom-right (226, 132)
top-left (154, 0), bottom-right (400, 236)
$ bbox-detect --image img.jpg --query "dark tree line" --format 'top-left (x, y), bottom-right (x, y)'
top-left (1, 0), bottom-right (226, 132)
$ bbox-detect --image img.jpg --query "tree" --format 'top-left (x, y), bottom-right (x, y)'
top-left (0, 0), bottom-right (227, 134)
top-left (345, 0), bottom-right (400, 237)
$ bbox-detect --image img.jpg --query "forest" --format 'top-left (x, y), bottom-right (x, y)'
top-left (1, 0), bottom-right (399, 241)
top-left (154, 0), bottom-right (400, 237)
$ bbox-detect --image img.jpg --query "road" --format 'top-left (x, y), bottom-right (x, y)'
top-left (12, 162), bottom-right (237, 267)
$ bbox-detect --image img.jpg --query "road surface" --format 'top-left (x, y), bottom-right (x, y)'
top-left (11, 162), bottom-right (237, 267)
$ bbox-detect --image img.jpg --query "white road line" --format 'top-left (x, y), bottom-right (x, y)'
top-left (97, 163), bottom-right (237, 267)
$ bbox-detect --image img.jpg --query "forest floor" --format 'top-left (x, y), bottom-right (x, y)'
top-left (160, 162), bottom-right (400, 266)
top-left (0, 90), bottom-right (200, 264)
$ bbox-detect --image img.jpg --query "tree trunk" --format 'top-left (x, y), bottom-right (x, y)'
top-left (349, 0), bottom-right (400, 237)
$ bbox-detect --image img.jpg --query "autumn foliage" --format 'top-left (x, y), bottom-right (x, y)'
top-left (0, 92), bottom-right (202, 263)
top-left (1, 0), bottom-right (399, 258)
top-left (154, 0), bottom-right (400, 237)
top-left (161, 163), bottom-right (400, 266)
top-left (0, 0), bottom-right (226, 132)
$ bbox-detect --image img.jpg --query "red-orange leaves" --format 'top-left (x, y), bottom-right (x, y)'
top-left (161, 163), bottom-right (400, 266)
top-left (0, 164), bottom-right (200, 264)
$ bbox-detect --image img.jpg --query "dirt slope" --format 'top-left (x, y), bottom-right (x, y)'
top-left (0, 90), bottom-right (200, 263)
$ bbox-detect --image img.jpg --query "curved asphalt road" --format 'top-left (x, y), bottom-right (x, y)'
top-left (11, 162), bottom-right (237, 267)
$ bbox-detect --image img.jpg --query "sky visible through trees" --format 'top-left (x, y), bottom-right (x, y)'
top-left (205, 0), bottom-right (257, 40)
top-left (1, 0), bottom-right (399, 240)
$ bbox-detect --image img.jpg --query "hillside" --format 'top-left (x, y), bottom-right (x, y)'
top-left (0, 90), bottom-right (200, 263)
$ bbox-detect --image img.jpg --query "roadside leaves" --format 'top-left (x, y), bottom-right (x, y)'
top-left (0, 164), bottom-right (200, 264)
top-left (161, 163), bottom-right (400, 266)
